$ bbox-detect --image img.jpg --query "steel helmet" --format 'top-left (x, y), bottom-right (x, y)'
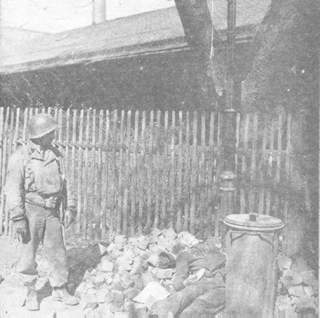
top-left (28, 113), bottom-right (58, 139)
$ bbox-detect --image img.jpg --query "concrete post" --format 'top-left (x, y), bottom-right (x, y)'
top-left (216, 170), bottom-right (236, 239)
top-left (92, 0), bottom-right (106, 25)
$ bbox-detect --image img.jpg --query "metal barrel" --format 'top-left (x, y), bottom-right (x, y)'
top-left (224, 213), bottom-right (284, 318)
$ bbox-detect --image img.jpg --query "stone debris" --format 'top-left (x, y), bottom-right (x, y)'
top-left (275, 254), bottom-right (318, 317)
top-left (72, 228), bottom-right (201, 317)
top-left (133, 281), bottom-right (170, 309)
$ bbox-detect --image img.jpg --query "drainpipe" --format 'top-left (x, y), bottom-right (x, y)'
top-left (92, 0), bottom-right (106, 25)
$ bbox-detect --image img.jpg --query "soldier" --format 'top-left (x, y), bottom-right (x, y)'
top-left (5, 113), bottom-right (79, 311)
top-left (151, 238), bottom-right (225, 318)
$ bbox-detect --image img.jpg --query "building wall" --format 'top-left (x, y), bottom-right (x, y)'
top-left (1, 43), bottom-right (254, 110)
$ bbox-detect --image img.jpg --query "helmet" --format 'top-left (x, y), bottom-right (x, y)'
top-left (28, 113), bottom-right (58, 139)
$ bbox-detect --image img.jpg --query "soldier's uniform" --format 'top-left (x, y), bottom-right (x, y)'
top-left (5, 113), bottom-right (78, 310)
top-left (151, 243), bottom-right (226, 318)
top-left (6, 140), bottom-right (74, 286)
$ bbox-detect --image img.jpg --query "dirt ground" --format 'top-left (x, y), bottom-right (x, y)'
top-left (0, 235), bottom-right (98, 318)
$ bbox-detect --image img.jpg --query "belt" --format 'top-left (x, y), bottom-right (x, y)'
top-left (25, 193), bottom-right (61, 210)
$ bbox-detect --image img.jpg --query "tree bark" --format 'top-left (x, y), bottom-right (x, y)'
top-left (241, 0), bottom-right (319, 263)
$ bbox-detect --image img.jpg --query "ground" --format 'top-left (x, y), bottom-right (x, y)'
top-left (0, 235), bottom-right (99, 318)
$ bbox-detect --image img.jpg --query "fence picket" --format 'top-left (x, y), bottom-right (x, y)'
top-left (190, 111), bottom-right (198, 233)
top-left (101, 110), bottom-right (109, 240)
top-left (283, 113), bottom-right (292, 251)
top-left (110, 110), bottom-right (118, 236)
top-left (249, 114), bottom-right (258, 213)
top-left (258, 120), bottom-right (268, 215)
top-left (90, 108), bottom-right (97, 239)
top-left (240, 114), bottom-right (250, 214)
top-left (145, 111), bottom-right (154, 231)
top-left (83, 109), bottom-right (91, 238)
top-left (131, 110), bottom-right (139, 235)
top-left (2, 108), bottom-right (11, 235)
top-left (275, 113), bottom-right (283, 219)
top-left (183, 111), bottom-right (190, 231)
top-left (97, 109), bottom-right (104, 240)
top-left (123, 110), bottom-right (131, 236)
top-left (0, 108), bottom-right (4, 234)
top-left (169, 111), bottom-right (176, 229)
top-left (76, 109), bottom-right (84, 233)
top-left (265, 119), bottom-right (275, 215)
top-left (139, 111), bottom-right (146, 233)
top-left (208, 112), bottom-right (216, 234)
top-left (71, 109), bottom-right (77, 234)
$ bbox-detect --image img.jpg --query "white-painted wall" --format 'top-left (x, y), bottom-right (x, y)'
top-left (2, 0), bottom-right (175, 33)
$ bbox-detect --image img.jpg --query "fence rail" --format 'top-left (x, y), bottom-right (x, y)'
top-left (0, 106), bottom-right (293, 241)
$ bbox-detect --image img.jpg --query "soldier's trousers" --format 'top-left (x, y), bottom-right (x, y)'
top-left (15, 203), bottom-right (68, 288)
top-left (151, 280), bottom-right (225, 318)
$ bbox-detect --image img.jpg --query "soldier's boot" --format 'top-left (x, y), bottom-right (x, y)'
top-left (25, 288), bottom-right (40, 311)
top-left (52, 286), bottom-right (79, 306)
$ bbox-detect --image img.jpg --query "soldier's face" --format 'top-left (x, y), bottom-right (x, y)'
top-left (39, 131), bottom-right (55, 148)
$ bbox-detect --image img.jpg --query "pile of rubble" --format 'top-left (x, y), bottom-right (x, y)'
top-left (74, 228), bottom-right (205, 317)
top-left (275, 253), bottom-right (318, 317)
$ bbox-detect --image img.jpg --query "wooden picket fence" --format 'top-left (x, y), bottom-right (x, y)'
top-left (0, 106), bottom-right (294, 241)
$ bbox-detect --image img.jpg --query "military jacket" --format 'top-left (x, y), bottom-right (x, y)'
top-left (5, 140), bottom-right (75, 220)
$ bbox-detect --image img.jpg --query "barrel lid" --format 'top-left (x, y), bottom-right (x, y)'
top-left (223, 213), bottom-right (284, 231)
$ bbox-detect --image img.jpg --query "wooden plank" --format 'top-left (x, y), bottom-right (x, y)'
top-left (249, 113), bottom-right (258, 213)
top-left (214, 112), bottom-right (222, 237)
top-left (234, 112), bottom-right (241, 212)
top-left (117, 110), bottom-right (125, 234)
top-left (200, 112), bottom-right (207, 236)
top-left (283, 113), bottom-right (292, 251)
top-left (12, 107), bottom-right (20, 152)
top-left (22, 107), bottom-right (28, 141)
top-left (0, 108), bottom-right (4, 235)
top-left (190, 111), bottom-right (198, 234)
top-left (145, 110), bottom-right (154, 231)
top-left (275, 113), bottom-right (283, 218)
top-left (123, 110), bottom-right (131, 236)
top-left (71, 109), bottom-right (77, 234)
top-left (265, 118), bottom-right (275, 215)
top-left (76, 109), bottom-right (84, 233)
top-left (97, 109), bottom-right (104, 239)
top-left (7, 107), bottom-right (21, 237)
top-left (208, 111), bottom-right (215, 234)
top-left (183, 111), bottom-right (190, 231)
top-left (7, 107), bottom-right (15, 159)
top-left (151, 111), bottom-right (160, 229)
top-left (83, 109), bottom-right (91, 238)
top-left (110, 110), bottom-right (118, 236)
top-left (169, 111), bottom-right (176, 229)
top-left (57, 108), bottom-right (63, 144)
top-left (2, 108), bottom-right (11, 235)
top-left (258, 117), bottom-right (268, 215)
top-left (101, 110), bottom-right (110, 240)
top-left (161, 110), bottom-right (169, 229)
top-left (138, 111), bottom-right (146, 233)
top-left (176, 111), bottom-right (183, 232)
top-left (90, 108), bottom-right (97, 239)
top-left (65, 109), bottom-right (71, 199)
top-left (240, 114), bottom-right (250, 214)
top-left (5, 107), bottom-right (15, 236)
top-left (132, 110), bottom-right (139, 235)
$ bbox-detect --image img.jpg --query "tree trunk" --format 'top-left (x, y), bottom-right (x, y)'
top-left (241, 0), bottom-right (319, 264)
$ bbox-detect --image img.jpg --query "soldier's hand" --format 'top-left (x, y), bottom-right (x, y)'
top-left (64, 208), bottom-right (76, 229)
top-left (13, 218), bottom-right (29, 243)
